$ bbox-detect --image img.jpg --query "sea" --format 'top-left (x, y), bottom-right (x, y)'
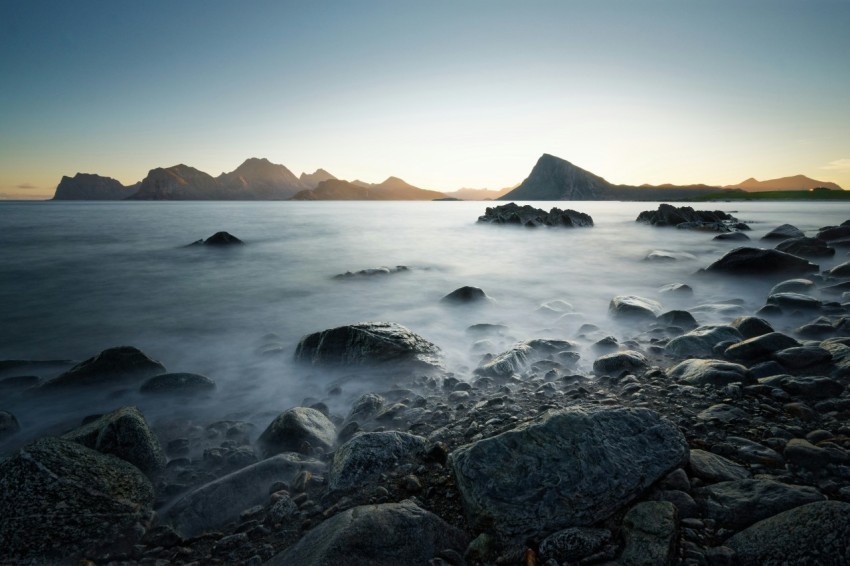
top-left (2, 200), bottom-right (849, 452)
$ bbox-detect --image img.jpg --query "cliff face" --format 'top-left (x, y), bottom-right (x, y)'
top-left (128, 165), bottom-right (224, 200)
top-left (299, 169), bottom-right (337, 189)
top-left (499, 154), bottom-right (612, 200)
top-left (218, 158), bottom-right (305, 199)
top-left (52, 174), bottom-right (137, 200)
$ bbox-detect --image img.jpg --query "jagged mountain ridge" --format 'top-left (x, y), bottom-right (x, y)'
top-left (51, 173), bottom-right (139, 200)
top-left (291, 178), bottom-right (447, 200)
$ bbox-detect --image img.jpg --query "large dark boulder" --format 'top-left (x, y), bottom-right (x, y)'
top-left (329, 431), bottom-right (427, 491)
top-left (475, 339), bottom-right (578, 377)
top-left (695, 479), bottom-right (825, 530)
top-left (263, 500), bottom-right (468, 566)
top-left (816, 224), bottom-right (850, 241)
top-left (775, 236), bottom-right (834, 258)
top-left (667, 359), bottom-right (751, 388)
top-left (441, 286), bottom-right (490, 304)
top-left (702, 247), bottom-right (818, 276)
top-left (294, 322), bottom-right (443, 371)
top-left (724, 332), bottom-right (800, 363)
top-left (139, 372), bottom-right (216, 395)
top-left (257, 407), bottom-right (337, 458)
top-left (636, 204), bottom-right (736, 228)
top-left (0, 437), bottom-right (154, 562)
top-left (609, 295), bottom-right (662, 321)
top-left (450, 407), bottom-right (688, 539)
top-left (203, 231), bottom-right (244, 246)
top-left (664, 325), bottom-right (743, 358)
top-left (477, 202), bottom-right (593, 227)
top-left (62, 405), bottom-right (166, 477)
top-left (41, 346), bottom-right (165, 390)
top-left (761, 224), bottom-right (804, 240)
top-left (0, 411), bottom-right (21, 441)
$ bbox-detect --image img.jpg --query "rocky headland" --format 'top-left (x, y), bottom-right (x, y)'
top-left (2, 206), bottom-right (850, 565)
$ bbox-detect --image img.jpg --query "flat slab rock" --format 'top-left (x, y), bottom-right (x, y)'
top-left (702, 247), bottom-right (819, 277)
top-left (450, 406), bottom-right (688, 539)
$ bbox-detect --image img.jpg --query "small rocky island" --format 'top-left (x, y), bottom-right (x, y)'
top-left (2, 207), bottom-right (850, 565)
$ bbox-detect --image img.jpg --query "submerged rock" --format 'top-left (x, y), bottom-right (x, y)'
top-left (450, 406), bottom-right (688, 539)
top-left (609, 295), bottom-right (663, 321)
top-left (666, 359), bottom-right (751, 387)
top-left (41, 346), bottom-right (165, 390)
top-left (196, 231), bottom-right (244, 246)
top-left (761, 223), bottom-right (804, 240)
top-left (775, 236), bottom-right (834, 258)
top-left (592, 350), bottom-right (649, 376)
top-left (334, 265), bottom-right (410, 279)
top-left (664, 325), bottom-right (743, 358)
top-left (477, 202), bottom-right (593, 227)
top-left (294, 321), bottom-right (443, 371)
top-left (257, 407), bottom-right (337, 458)
top-left (714, 231), bottom-right (750, 241)
top-left (475, 339), bottom-right (577, 377)
top-left (724, 332), bottom-right (800, 363)
top-left (139, 372), bottom-right (216, 395)
top-left (441, 286), bottom-right (490, 304)
top-left (636, 204), bottom-right (736, 228)
top-left (702, 247), bottom-right (819, 276)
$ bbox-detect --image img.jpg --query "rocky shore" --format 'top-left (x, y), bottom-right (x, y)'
top-left (2, 205), bottom-right (850, 565)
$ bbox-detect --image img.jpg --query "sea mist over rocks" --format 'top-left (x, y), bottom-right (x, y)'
top-left (1, 199), bottom-right (849, 450)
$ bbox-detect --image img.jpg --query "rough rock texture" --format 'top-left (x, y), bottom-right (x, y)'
top-left (666, 359), bottom-right (751, 387)
top-left (329, 431), bottom-right (427, 491)
top-left (657, 310), bottom-right (699, 331)
top-left (696, 479), bottom-right (825, 530)
top-left (450, 407), bottom-right (688, 539)
top-left (687, 449), bottom-right (751, 482)
top-left (730, 316), bottom-right (774, 339)
top-left (775, 236), bottom-right (835, 258)
top-left (52, 172), bottom-right (137, 200)
top-left (477, 202), bottom-right (594, 227)
top-left (725, 501), bottom-right (850, 565)
top-left (257, 407), bottom-right (337, 458)
top-left (294, 321), bottom-right (442, 371)
top-left (724, 332), bottom-right (801, 363)
top-left (592, 350), bottom-right (649, 376)
top-left (538, 527), bottom-right (612, 563)
top-left (664, 326), bottom-right (743, 358)
top-left (168, 453), bottom-right (324, 537)
top-left (441, 286), bottom-right (490, 304)
top-left (618, 501), bottom-right (679, 566)
top-left (636, 204), bottom-right (735, 227)
top-left (139, 372), bottom-right (216, 395)
top-left (263, 500), bottom-right (468, 566)
top-left (0, 437), bottom-right (154, 562)
top-left (0, 410), bottom-right (20, 440)
top-left (475, 339), bottom-right (577, 377)
top-left (62, 405), bottom-right (166, 477)
top-left (761, 223), bottom-right (804, 240)
top-left (41, 346), bottom-right (166, 390)
top-left (609, 295), bottom-right (663, 321)
top-left (703, 247), bottom-right (819, 276)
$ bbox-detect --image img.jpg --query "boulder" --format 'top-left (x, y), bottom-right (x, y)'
top-left (773, 346), bottom-right (832, 369)
top-left (0, 437), bottom-right (154, 562)
top-left (263, 500), bottom-right (468, 566)
top-left (168, 453), bottom-right (324, 537)
top-left (702, 247), bottom-right (818, 276)
top-left (714, 231), bottom-right (750, 241)
top-left (618, 501), bottom-right (678, 566)
top-left (724, 332), bottom-right (800, 363)
top-left (41, 346), bottom-right (165, 390)
top-left (257, 407), bottom-right (337, 458)
top-left (477, 203), bottom-right (594, 227)
top-left (609, 295), bottom-right (663, 321)
top-left (816, 224), bottom-right (850, 241)
top-left (759, 374), bottom-right (844, 400)
top-left (450, 407), bottom-right (688, 539)
top-left (0, 411), bottom-right (20, 440)
top-left (538, 528), bottom-right (612, 563)
top-left (726, 501), bottom-right (850, 565)
top-left (657, 310), bottom-right (698, 331)
top-left (139, 372), bottom-right (216, 395)
top-left (827, 261), bottom-right (850, 278)
top-left (62, 405), bottom-right (166, 477)
top-left (645, 250), bottom-right (696, 262)
top-left (666, 359), bottom-right (751, 388)
top-left (294, 321), bottom-right (443, 371)
top-left (334, 265), bottom-right (409, 279)
top-left (730, 316), bottom-right (774, 339)
top-left (658, 283), bottom-right (693, 297)
top-left (697, 404), bottom-right (749, 423)
top-left (687, 449), bottom-right (751, 483)
top-left (441, 286), bottom-right (489, 304)
top-left (475, 339), bottom-right (577, 377)
top-left (761, 224), bottom-right (804, 240)
top-left (696, 479), bottom-right (825, 530)
top-left (664, 325), bottom-right (743, 358)
top-left (592, 350), bottom-right (649, 376)
top-left (202, 231), bottom-right (244, 246)
top-left (724, 437), bottom-right (785, 467)
top-left (769, 278), bottom-right (815, 296)
top-left (775, 236), bottom-right (834, 258)
top-left (329, 431), bottom-right (427, 491)
top-left (766, 292), bottom-right (821, 311)
top-left (636, 204), bottom-right (736, 227)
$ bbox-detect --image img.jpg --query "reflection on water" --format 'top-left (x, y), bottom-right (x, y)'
top-left (1, 200), bottom-right (849, 450)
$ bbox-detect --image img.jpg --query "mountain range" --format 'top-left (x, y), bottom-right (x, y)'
top-left (51, 155), bottom-right (843, 201)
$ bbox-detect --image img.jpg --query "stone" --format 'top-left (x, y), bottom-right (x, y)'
top-left (62, 405), bottom-right (166, 477)
top-left (329, 431), bottom-right (427, 491)
top-left (41, 346), bottom-right (165, 390)
top-left (724, 437), bottom-right (784, 467)
top-left (0, 411), bottom-right (20, 440)
top-left (592, 350), bottom-right (649, 376)
top-left (139, 372), bottom-right (216, 395)
top-left (257, 407), bottom-right (337, 458)
top-left (450, 406), bottom-right (688, 539)
top-left (665, 326), bottom-right (743, 358)
top-left (667, 359), bottom-right (750, 387)
top-left (645, 250), bottom-right (697, 262)
top-left (773, 346), bottom-right (832, 369)
top-left (726, 501), bottom-right (850, 565)
top-left (724, 332), bottom-right (800, 363)
top-left (828, 261), bottom-right (850, 278)
top-left (294, 321), bottom-right (442, 371)
top-left (769, 278), bottom-right (815, 296)
top-left (775, 236), bottom-right (835, 258)
top-left (538, 527), bottom-right (612, 563)
top-left (202, 231), bottom-right (244, 246)
top-left (619, 501), bottom-right (678, 566)
top-left (817, 224), bottom-right (850, 241)
top-left (263, 500), bottom-right (468, 566)
top-left (658, 283), bottom-right (694, 297)
top-left (702, 247), bottom-right (818, 277)
top-left (759, 374), bottom-right (844, 400)
top-left (441, 286), bottom-right (489, 304)
top-left (761, 224), bottom-right (804, 240)
top-left (0, 437), bottom-right (154, 562)
top-left (784, 438), bottom-right (849, 470)
top-left (475, 339), bottom-right (577, 377)
top-left (714, 231), bottom-right (750, 241)
top-left (730, 316), bottom-right (774, 339)
top-left (688, 449), bottom-right (751, 483)
top-left (268, 494), bottom-right (299, 524)
top-left (636, 204), bottom-right (736, 227)
top-left (766, 292), bottom-right (821, 311)
top-left (334, 265), bottom-right (409, 279)
top-left (609, 295), bottom-right (662, 321)
top-left (696, 479), bottom-right (825, 530)
top-left (657, 310), bottom-right (698, 331)
top-left (168, 453), bottom-right (324, 537)
top-left (697, 404), bottom-right (749, 423)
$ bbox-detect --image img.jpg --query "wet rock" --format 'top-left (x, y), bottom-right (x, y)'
top-left (766, 292), bottom-right (821, 311)
top-left (62, 405), bottom-right (166, 477)
top-left (538, 527), bottom-right (612, 563)
top-left (817, 224), bottom-right (850, 241)
top-left (688, 449), bottom-right (751, 483)
top-left (657, 310), bottom-right (698, 331)
top-left (665, 325), bottom-right (743, 358)
top-left (636, 204), bottom-right (736, 227)
top-left (725, 501), bottom-right (850, 565)
top-left (475, 339), bottom-right (577, 377)
top-left (658, 283), bottom-right (694, 297)
top-left (263, 500), bottom-right (468, 566)
top-left (697, 479), bottom-right (825, 530)
top-left (478, 202), bottom-right (593, 227)
top-left (450, 406), bottom-right (688, 539)
top-left (41, 346), bottom-right (165, 390)
top-left (441, 286), bottom-right (489, 304)
top-left (139, 372), bottom-right (216, 395)
top-left (168, 453), bottom-right (324, 537)
top-left (257, 407), bottom-right (337, 458)
top-left (592, 350), bottom-right (649, 376)
top-left (645, 250), bottom-right (697, 262)
top-left (609, 295), bottom-right (662, 321)
top-left (775, 236), bottom-right (835, 258)
top-left (697, 404), bottom-right (749, 423)
top-left (702, 247), bottom-right (819, 277)
top-left (334, 265), bottom-right (409, 279)
top-left (268, 494), bottom-right (299, 524)
top-left (773, 346), bottom-right (832, 369)
top-left (619, 501), bottom-right (678, 566)
top-left (201, 231), bottom-right (244, 246)
top-left (0, 437), bottom-right (154, 562)
top-left (667, 359), bottom-right (751, 387)
top-left (0, 411), bottom-right (20, 440)
top-left (759, 374), bottom-right (844, 400)
top-left (730, 316), bottom-right (774, 339)
top-left (784, 438), bottom-right (849, 470)
top-left (714, 231), bottom-right (750, 241)
top-left (329, 431), bottom-right (426, 491)
top-left (827, 260), bottom-right (850, 278)
top-left (724, 332), bottom-right (800, 363)
top-left (724, 437), bottom-right (784, 467)
top-left (294, 321), bottom-right (443, 371)
top-left (769, 278), bottom-right (815, 296)
top-left (761, 224), bottom-right (804, 240)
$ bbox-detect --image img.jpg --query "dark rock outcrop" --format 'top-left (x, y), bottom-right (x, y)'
top-left (477, 202), bottom-right (593, 227)
top-left (696, 479), bottom-right (825, 530)
top-left (329, 431), bottom-right (426, 491)
top-left (702, 247), bottom-right (819, 276)
top-left (257, 407), bottom-right (337, 458)
top-left (41, 346), bottom-right (165, 390)
top-left (636, 204), bottom-right (736, 228)
top-left (475, 339), bottom-right (578, 377)
top-left (201, 231), bottom-right (244, 246)
top-left (775, 236), bottom-right (834, 257)
top-left (761, 224), bottom-right (804, 240)
top-left (498, 154), bottom-right (612, 200)
top-left (441, 286), bottom-right (490, 304)
top-left (139, 372), bottom-right (216, 395)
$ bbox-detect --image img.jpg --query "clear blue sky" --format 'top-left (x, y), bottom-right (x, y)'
top-left (2, 0), bottom-right (849, 198)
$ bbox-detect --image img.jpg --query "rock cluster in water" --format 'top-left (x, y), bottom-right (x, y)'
top-left (4, 216), bottom-right (850, 564)
top-left (636, 204), bottom-right (746, 233)
top-left (477, 202), bottom-right (594, 227)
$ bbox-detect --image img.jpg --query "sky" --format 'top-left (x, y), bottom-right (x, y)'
top-left (1, 0), bottom-right (849, 199)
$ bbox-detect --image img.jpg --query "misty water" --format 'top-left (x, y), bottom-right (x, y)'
top-left (2, 200), bottom-right (849, 453)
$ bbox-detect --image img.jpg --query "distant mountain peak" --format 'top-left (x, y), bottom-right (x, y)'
top-left (727, 174), bottom-right (842, 191)
top-left (499, 153), bottom-right (611, 200)
top-left (299, 168), bottom-right (337, 189)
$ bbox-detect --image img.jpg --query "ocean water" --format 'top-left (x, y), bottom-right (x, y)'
top-left (1, 200), bottom-right (849, 450)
